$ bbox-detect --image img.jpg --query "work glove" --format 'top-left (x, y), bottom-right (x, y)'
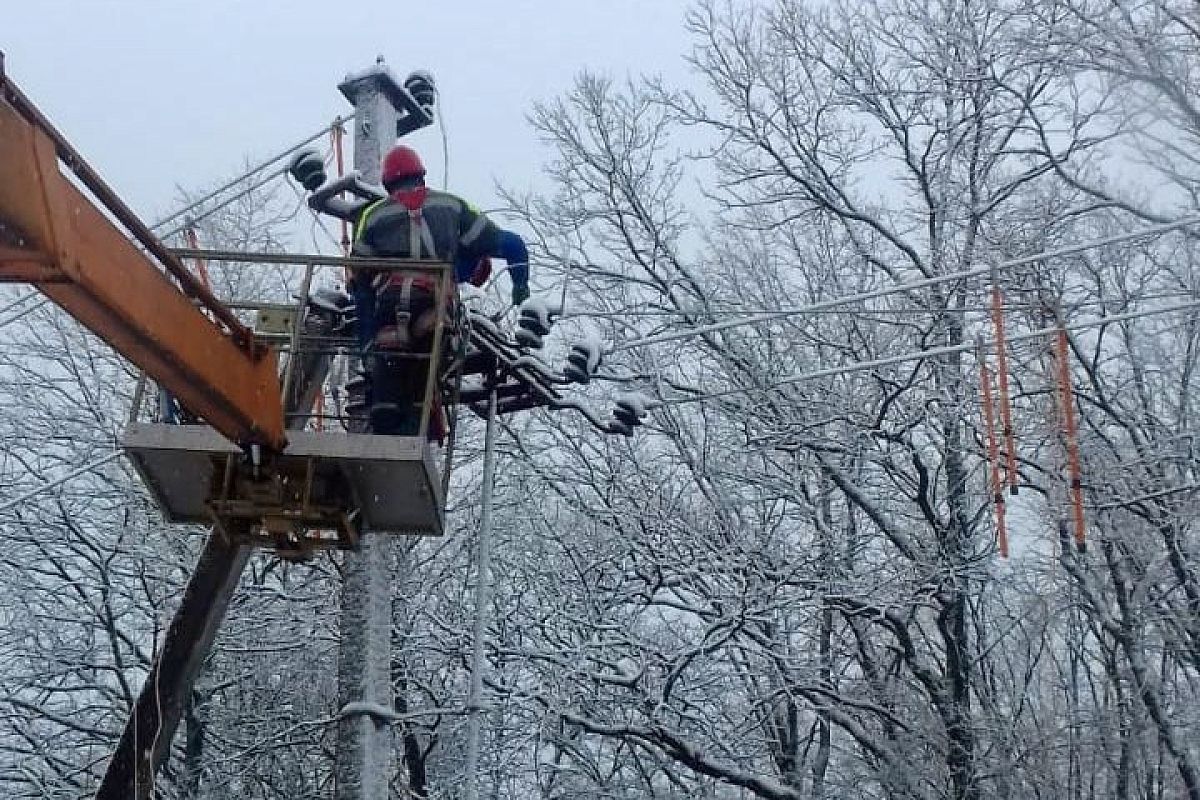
top-left (470, 256), bottom-right (493, 287)
top-left (512, 284), bottom-right (530, 307)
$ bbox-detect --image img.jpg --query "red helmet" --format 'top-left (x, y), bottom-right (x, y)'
top-left (381, 145), bottom-right (426, 186)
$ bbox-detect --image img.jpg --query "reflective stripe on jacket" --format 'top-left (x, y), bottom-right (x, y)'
top-left (353, 190), bottom-right (499, 262)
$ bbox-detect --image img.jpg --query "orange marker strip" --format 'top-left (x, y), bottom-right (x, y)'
top-left (183, 227), bottom-right (211, 291)
top-left (1053, 325), bottom-right (1087, 553)
top-left (332, 123), bottom-right (351, 260)
top-left (990, 284), bottom-right (1018, 494)
top-left (980, 358), bottom-right (1010, 558)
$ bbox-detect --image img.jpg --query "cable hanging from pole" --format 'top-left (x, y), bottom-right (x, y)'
top-left (182, 227), bottom-right (211, 291)
top-left (331, 119), bottom-right (351, 259)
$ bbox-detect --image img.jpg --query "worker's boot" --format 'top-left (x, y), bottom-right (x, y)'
top-left (368, 402), bottom-right (407, 434)
top-left (369, 352), bottom-right (419, 436)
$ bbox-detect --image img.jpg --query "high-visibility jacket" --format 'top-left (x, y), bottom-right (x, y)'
top-left (352, 188), bottom-right (499, 264)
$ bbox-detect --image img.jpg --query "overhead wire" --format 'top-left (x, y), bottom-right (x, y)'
top-left (1092, 480), bottom-right (1200, 511)
top-left (608, 215), bottom-right (1200, 354)
top-left (650, 297), bottom-right (1200, 411)
top-left (157, 164), bottom-right (292, 241)
top-left (151, 114), bottom-right (353, 233)
top-left (559, 292), bottom-right (1199, 319)
top-left (0, 451), bottom-right (124, 516)
top-left (5, 110), bottom-right (1198, 510)
top-left (0, 115), bottom-right (354, 330)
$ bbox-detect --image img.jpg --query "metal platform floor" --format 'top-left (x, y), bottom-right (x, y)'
top-left (123, 422), bottom-right (445, 540)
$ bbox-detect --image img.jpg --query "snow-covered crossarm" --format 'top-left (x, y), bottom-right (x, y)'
top-left (297, 169), bottom-right (385, 222)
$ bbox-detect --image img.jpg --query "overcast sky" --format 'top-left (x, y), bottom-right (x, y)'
top-left (4, 0), bottom-right (696, 229)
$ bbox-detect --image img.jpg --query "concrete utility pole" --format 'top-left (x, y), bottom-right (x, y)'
top-left (334, 60), bottom-right (402, 800)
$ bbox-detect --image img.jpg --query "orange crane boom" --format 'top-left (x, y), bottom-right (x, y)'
top-left (0, 64), bottom-right (285, 451)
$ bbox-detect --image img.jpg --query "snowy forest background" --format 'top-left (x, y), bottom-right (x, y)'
top-left (3, 0), bottom-right (1200, 797)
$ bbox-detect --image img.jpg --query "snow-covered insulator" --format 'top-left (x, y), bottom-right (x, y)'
top-left (517, 298), bottom-right (553, 337)
top-left (515, 326), bottom-right (544, 350)
top-left (612, 392), bottom-right (650, 433)
top-left (468, 311), bottom-right (502, 340)
top-left (307, 288), bottom-right (355, 334)
top-left (307, 287), bottom-right (350, 314)
top-left (563, 337), bottom-right (603, 384)
top-left (404, 71), bottom-right (437, 117)
top-left (289, 148), bottom-right (327, 192)
top-left (344, 373), bottom-right (370, 417)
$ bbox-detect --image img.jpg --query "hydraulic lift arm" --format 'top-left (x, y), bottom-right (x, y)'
top-left (0, 62), bottom-right (285, 451)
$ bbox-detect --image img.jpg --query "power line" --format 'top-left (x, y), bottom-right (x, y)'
top-left (0, 117), bottom-right (349, 331)
top-left (609, 216), bottom-right (1200, 355)
top-left (0, 451), bottom-right (123, 516)
top-left (1092, 481), bottom-right (1200, 511)
top-left (152, 115), bottom-right (353, 233)
top-left (652, 297), bottom-right (1200, 411)
top-left (562, 292), bottom-right (1198, 319)
top-left (157, 165), bottom-right (292, 241)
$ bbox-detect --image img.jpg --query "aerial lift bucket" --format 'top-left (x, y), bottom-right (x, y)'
top-left (122, 253), bottom-right (458, 555)
top-left (122, 423), bottom-right (445, 550)
top-left (0, 60), bottom-right (454, 555)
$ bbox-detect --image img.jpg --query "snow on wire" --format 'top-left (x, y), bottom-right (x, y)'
top-left (608, 215), bottom-right (1200, 355)
top-left (0, 114), bottom-right (354, 331)
top-left (649, 297), bottom-right (1200, 411)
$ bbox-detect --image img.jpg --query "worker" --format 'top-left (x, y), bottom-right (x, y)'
top-left (350, 144), bottom-right (531, 435)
